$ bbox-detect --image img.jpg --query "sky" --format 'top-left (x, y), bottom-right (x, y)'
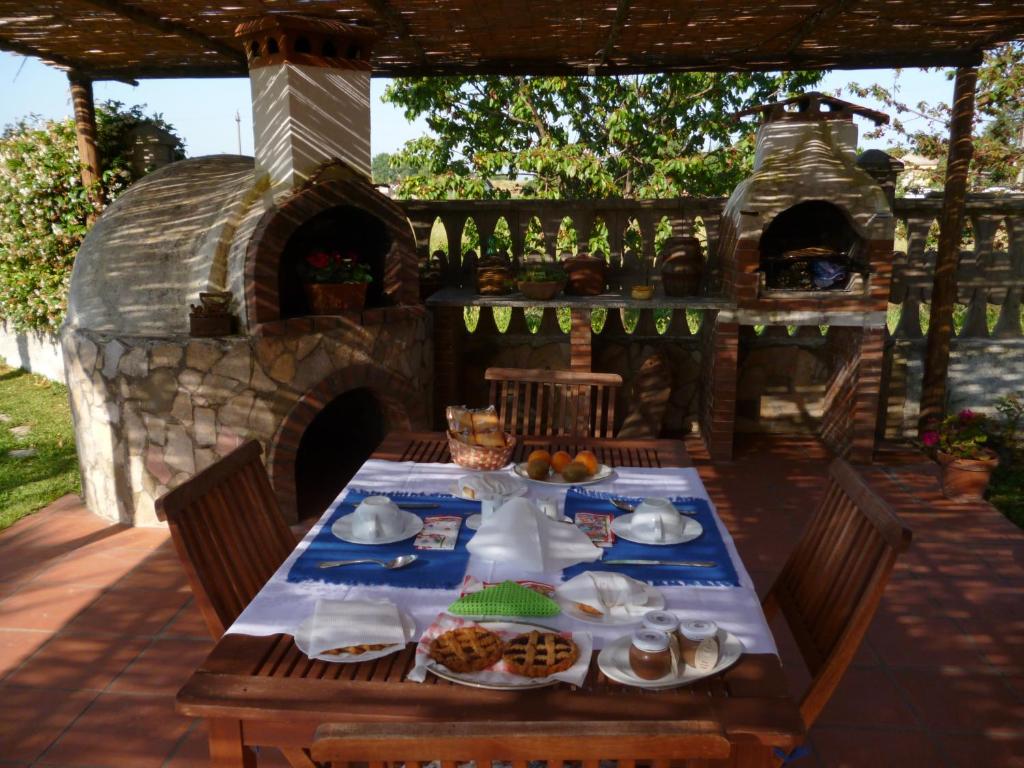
top-left (0, 50), bottom-right (955, 159)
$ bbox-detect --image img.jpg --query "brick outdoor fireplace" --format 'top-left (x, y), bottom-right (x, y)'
top-left (701, 93), bottom-right (901, 462)
top-left (60, 15), bottom-right (431, 525)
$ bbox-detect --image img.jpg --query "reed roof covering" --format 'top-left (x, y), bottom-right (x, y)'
top-left (1, 1), bottom-right (1023, 81)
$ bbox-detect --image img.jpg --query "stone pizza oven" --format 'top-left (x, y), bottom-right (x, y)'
top-left (60, 15), bottom-right (431, 525)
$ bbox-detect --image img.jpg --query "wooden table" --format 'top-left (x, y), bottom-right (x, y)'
top-left (176, 432), bottom-right (803, 767)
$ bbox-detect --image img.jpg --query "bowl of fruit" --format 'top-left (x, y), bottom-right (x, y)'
top-left (513, 449), bottom-right (613, 485)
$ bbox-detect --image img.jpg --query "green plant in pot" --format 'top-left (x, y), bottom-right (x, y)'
top-left (517, 257), bottom-right (566, 300)
top-left (299, 249), bottom-right (373, 314)
top-left (922, 409), bottom-right (999, 502)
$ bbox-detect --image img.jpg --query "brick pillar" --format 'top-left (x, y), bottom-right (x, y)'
top-left (570, 309), bottom-right (592, 371)
top-left (820, 326), bottom-right (885, 463)
top-left (699, 312), bottom-right (739, 461)
top-left (433, 306), bottom-right (463, 429)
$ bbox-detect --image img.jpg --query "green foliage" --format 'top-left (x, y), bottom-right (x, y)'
top-left (517, 262), bottom-right (565, 283)
top-left (0, 102), bottom-right (183, 332)
top-left (383, 71), bottom-right (825, 201)
top-left (0, 365), bottom-right (80, 531)
top-left (371, 151), bottom-right (423, 185)
top-left (298, 250), bottom-right (373, 284)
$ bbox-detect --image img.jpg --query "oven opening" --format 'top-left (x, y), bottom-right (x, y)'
top-left (758, 201), bottom-right (864, 291)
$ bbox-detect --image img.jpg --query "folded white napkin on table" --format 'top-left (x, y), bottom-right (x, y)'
top-left (306, 599), bottom-right (407, 656)
top-left (457, 472), bottom-right (521, 499)
top-left (556, 571), bottom-right (651, 619)
top-left (467, 497), bottom-right (602, 573)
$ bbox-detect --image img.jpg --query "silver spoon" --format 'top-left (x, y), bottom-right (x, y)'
top-left (609, 498), bottom-right (697, 515)
top-left (317, 554), bottom-right (419, 570)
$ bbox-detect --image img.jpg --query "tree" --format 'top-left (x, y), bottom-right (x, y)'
top-left (371, 151), bottom-right (423, 185)
top-left (382, 71), bottom-right (825, 200)
top-left (846, 42), bottom-right (1024, 192)
top-left (0, 102), bottom-right (183, 331)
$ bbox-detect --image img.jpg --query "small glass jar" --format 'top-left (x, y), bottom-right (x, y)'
top-left (679, 620), bottom-right (720, 672)
top-left (628, 629), bottom-right (672, 680)
top-left (642, 610), bottom-right (679, 635)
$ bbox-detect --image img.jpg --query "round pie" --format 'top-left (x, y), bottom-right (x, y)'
top-left (502, 630), bottom-right (579, 677)
top-left (428, 626), bottom-right (504, 673)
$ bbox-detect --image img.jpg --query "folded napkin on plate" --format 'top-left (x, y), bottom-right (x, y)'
top-left (467, 497), bottom-right (601, 572)
top-left (457, 472), bottom-right (520, 499)
top-left (306, 599), bottom-right (406, 656)
top-left (556, 571), bottom-right (650, 619)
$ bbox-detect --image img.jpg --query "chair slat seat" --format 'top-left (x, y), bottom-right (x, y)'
top-left (485, 367), bottom-right (623, 439)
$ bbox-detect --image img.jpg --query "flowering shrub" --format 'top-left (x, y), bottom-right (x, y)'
top-left (298, 249), bottom-right (373, 284)
top-left (0, 102), bottom-right (183, 332)
top-left (922, 409), bottom-right (996, 460)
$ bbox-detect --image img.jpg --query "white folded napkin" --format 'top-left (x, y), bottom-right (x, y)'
top-left (458, 472), bottom-right (520, 499)
top-left (306, 599), bottom-right (407, 656)
top-left (557, 571), bottom-right (651, 619)
top-left (467, 497), bottom-right (602, 573)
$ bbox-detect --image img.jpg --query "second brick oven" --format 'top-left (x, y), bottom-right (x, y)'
top-left (61, 16), bottom-right (431, 525)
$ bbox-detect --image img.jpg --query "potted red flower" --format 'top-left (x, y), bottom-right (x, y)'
top-left (299, 249), bottom-right (373, 314)
top-left (922, 409), bottom-right (999, 502)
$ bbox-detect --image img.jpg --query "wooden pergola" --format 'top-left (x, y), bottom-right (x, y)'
top-left (3, 0), bottom-right (1023, 430)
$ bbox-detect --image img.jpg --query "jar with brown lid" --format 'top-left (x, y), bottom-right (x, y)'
top-left (628, 629), bottom-right (672, 681)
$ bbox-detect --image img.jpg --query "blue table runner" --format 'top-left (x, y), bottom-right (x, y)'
top-left (562, 488), bottom-right (740, 587)
top-left (287, 489), bottom-right (478, 589)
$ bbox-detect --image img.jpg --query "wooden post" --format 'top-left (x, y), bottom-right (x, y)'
top-left (68, 72), bottom-right (103, 203)
top-left (919, 65), bottom-right (977, 433)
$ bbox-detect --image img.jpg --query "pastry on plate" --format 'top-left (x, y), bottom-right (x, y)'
top-left (502, 630), bottom-right (579, 677)
top-left (322, 643), bottom-right (393, 656)
top-left (429, 626), bottom-right (504, 673)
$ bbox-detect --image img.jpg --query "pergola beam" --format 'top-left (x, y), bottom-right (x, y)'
top-left (919, 65), bottom-right (979, 431)
top-left (0, 34), bottom-right (137, 85)
top-left (77, 0), bottom-right (246, 66)
top-left (784, 0), bottom-right (859, 54)
top-left (596, 0), bottom-right (633, 65)
top-left (363, 0), bottom-right (429, 66)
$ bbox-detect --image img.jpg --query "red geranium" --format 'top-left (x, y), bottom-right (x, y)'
top-left (306, 250), bottom-right (330, 269)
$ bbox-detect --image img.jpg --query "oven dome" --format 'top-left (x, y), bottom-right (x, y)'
top-left (65, 155), bottom-right (259, 337)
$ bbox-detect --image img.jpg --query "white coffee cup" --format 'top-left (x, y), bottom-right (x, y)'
top-left (352, 496), bottom-right (403, 540)
top-left (480, 493), bottom-right (507, 523)
top-left (631, 498), bottom-right (684, 542)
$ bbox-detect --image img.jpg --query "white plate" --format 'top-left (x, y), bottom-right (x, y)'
top-left (512, 462), bottom-right (614, 486)
top-left (555, 578), bottom-right (665, 625)
top-left (331, 510), bottom-right (424, 545)
top-left (294, 609), bottom-right (416, 663)
top-left (597, 629), bottom-right (744, 689)
top-left (424, 621), bottom-right (568, 690)
top-left (451, 472), bottom-right (528, 501)
top-left (611, 513), bottom-right (703, 546)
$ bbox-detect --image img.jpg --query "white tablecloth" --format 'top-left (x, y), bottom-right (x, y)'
top-left (228, 460), bottom-right (777, 655)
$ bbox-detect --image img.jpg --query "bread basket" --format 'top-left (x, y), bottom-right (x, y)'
top-left (447, 431), bottom-right (516, 470)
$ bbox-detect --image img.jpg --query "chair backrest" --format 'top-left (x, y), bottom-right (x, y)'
top-left (485, 367), bottom-right (623, 438)
top-left (762, 457), bottom-right (912, 729)
top-left (155, 440), bottom-right (295, 639)
top-left (311, 721), bottom-right (731, 766)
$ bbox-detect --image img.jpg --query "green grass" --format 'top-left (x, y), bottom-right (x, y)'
top-left (988, 460), bottom-right (1024, 530)
top-left (0, 366), bottom-right (80, 532)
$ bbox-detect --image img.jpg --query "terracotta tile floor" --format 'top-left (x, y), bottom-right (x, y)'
top-left (0, 435), bottom-right (1021, 767)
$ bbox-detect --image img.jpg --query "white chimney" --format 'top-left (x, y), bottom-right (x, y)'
top-left (236, 16), bottom-right (375, 193)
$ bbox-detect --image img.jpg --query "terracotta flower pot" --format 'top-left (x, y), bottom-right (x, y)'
top-left (937, 449), bottom-right (999, 502)
top-left (304, 282), bottom-right (368, 313)
top-left (562, 255), bottom-right (608, 296)
top-left (517, 279), bottom-right (565, 300)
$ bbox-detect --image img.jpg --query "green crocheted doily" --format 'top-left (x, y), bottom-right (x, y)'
top-left (448, 580), bottom-right (561, 617)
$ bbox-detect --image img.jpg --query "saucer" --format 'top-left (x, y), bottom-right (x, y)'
top-left (555, 576), bottom-right (665, 625)
top-left (331, 510), bottom-right (424, 545)
top-left (610, 514), bottom-right (703, 546)
top-left (596, 629), bottom-right (744, 689)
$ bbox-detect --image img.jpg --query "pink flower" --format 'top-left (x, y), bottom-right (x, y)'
top-left (922, 431), bottom-right (940, 447)
top-left (306, 250), bottom-right (329, 269)
top-left (958, 408), bottom-right (976, 422)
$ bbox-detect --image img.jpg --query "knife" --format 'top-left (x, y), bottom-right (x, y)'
top-left (603, 559), bottom-right (717, 568)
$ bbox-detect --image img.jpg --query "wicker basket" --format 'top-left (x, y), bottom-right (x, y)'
top-left (447, 431), bottom-right (516, 470)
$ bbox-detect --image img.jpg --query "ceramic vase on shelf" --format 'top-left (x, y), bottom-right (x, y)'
top-left (936, 450), bottom-right (998, 502)
top-left (304, 282), bottom-right (368, 313)
top-left (562, 253), bottom-right (608, 296)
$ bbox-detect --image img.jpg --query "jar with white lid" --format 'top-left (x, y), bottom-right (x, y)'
top-left (628, 629), bottom-right (672, 680)
top-left (641, 610), bottom-right (679, 635)
top-left (679, 620), bottom-right (720, 672)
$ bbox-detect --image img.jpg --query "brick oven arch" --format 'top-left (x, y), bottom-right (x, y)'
top-left (267, 363), bottom-right (422, 521)
top-left (245, 174), bottom-right (419, 328)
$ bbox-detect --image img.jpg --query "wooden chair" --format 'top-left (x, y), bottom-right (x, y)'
top-left (485, 367), bottom-right (623, 438)
top-left (311, 721), bottom-right (732, 767)
top-left (155, 439), bottom-right (296, 639)
top-left (762, 457), bottom-right (912, 730)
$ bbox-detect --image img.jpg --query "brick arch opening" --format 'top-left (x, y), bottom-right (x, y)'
top-left (245, 174), bottom-right (419, 328)
top-left (268, 364), bottom-right (418, 522)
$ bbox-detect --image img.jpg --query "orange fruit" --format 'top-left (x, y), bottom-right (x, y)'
top-left (527, 449), bottom-right (552, 466)
top-left (574, 450), bottom-right (599, 476)
top-left (550, 451), bottom-right (573, 474)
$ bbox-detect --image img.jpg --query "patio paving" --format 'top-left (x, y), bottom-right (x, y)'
top-left (0, 435), bottom-right (1021, 767)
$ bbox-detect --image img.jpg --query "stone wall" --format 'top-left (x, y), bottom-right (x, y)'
top-left (62, 307), bottom-right (431, 526)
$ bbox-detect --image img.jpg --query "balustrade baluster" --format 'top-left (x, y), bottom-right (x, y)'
top-left (439, 213), bottom-right (467, 287)
top-left (666, 308), bottom-right (694, 337)
top-left (993, 286), bottom-right (1024, 338)
top-left (959, 288), bottom-right (991, 338)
